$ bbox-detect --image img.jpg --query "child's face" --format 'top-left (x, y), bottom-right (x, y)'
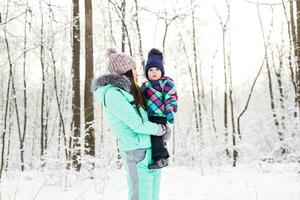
top-left (147, 67), bottom-right (162, 81)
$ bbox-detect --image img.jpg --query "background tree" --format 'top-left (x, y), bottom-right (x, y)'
top-left (71, 0), bottom-right (81, 171)
top-left (84, 0), bottom-right (95, 171)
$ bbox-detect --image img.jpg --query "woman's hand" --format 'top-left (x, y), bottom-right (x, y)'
top-left (156, 124), bottom-right (167, 136)
top-left (162, 123), bottom-right (171, 141)
top-left (155, 123), bottom-right (172, 141)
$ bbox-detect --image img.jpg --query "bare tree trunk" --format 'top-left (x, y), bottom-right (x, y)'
top-left (224, 0), bottom-right (238, 166)
top-left (271, 49), bottom-right (287, 142)
top-left (187, 3), bottom-right (206, 109)
top-left (191, 0), bottom-right (203, 139)
top-left (178, 32), bottom-right (200, 133)
top-left (12, 74), bottom-right (22, 171)
top-left (121, 0), bottom-right (126, 52)
top-left (108, 0), bottom-right (116, 47)
top-left (222, 27), bottom-right (230, 157)
top-left (134, 0), bottom-right (145, 68)
top-left (63, 73), bottom-right (72, 163)
top-left (57, 119), bottom-right (62, 160)
top-left (1, 4), bottom-right (12, 179)
top-left (162, 10), bottom-right (169, 55)
top-left (1, 4), bottom-right (23, 173)
top-left (282, 1), bottom-right (300, 148)
top-left (214, 0), bottom-right (231, 158)
top-left (1, 73), bottom-right (10, 179)
top-left (72, 0), bottom-right (81, 171)
top-left (49, 40), bottom-right (69, 162)
top-left (44, 93), bottom-right (52, 160)
top-left (257, 5), bottom-right (286, 155)
top-left (237, 57), bottom-right (266, 139)
top-left (5, 103), bottom-right (12, 172)
top-left (295, 1), bottom-right (300, 112)
top-left (172, 123), bottom-right (176, 162)
top-left (161, 11), bottom-right (182, 62)
top-left (109, 0), bottom-right (132, 55)
top-left (84, 0), bottom-right (95, 171)
top-left (210, 51), bottom-right (218, 136)
top-left (30, 102), bottom-right (40, 169)
top-left (39, 0), bottom-right (46, 167)
top-left (46, 0), bottom-right (69, 164)
top-left (283, 1), bottom-right (297, 93)
top-left (228, 55), bottom-right (238, 166)
top-left (19, 0), bottom-right (30, 172)
top-left (282, 1), bottom-right (298, 125)
top-left (290, 0), bottom-right (297, 57)
top-left (30, 122), bottom-right (36, 169)
top-left (190, 0), bottom-right (203, 170)
top-left (288, 0), bottom-right (300, 115)
top-left (5, 31), bottom-right (23, 172)
top-left (266, 59), bottom-right (286, 153)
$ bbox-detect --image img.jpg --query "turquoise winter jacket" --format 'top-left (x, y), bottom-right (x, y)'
top-left (92, 74), bottom-right (159, 151)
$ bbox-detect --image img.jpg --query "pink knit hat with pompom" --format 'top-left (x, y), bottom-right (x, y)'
top-left (106, 48), bottom-right (136, 75)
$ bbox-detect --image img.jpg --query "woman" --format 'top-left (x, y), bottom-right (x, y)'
top-left (92, 48), bottom-right (168, 200)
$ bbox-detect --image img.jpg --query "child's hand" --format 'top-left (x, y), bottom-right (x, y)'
top-left (166, 111), bottom-right (174, 124)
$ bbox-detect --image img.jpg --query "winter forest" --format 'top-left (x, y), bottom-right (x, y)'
top-left (0, 0), bottom-right (300, 199)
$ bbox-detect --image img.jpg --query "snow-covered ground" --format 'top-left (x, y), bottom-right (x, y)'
top-left (1, 162), bottom-right (300, 200)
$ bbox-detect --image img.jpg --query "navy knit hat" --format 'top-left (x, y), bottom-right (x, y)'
top-left (145, 48), bottom-right (164, 79)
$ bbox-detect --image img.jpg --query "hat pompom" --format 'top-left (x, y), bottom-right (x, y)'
top-left (148, 48), bottom-right (163, 59)
top-left (106, 48), bottom-right (117, 57)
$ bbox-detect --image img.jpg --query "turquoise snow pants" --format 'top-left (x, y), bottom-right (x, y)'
top-left (122, 148), bottom-right (161, 200)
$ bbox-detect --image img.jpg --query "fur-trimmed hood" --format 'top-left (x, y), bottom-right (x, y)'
top-left (91, 74), bottom-right (132, 93)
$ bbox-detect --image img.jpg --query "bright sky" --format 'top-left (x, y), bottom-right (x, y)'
top-left (18, 0), bottom-right (286, 89)
top-left (138, 0), bottom-right (286, 88)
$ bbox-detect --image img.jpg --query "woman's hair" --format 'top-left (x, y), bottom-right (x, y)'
top-left (123, 69), bottom-right (146, 117)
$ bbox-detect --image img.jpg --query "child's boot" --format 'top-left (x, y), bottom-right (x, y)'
top-left (148, 158), bottom-right (168, 169)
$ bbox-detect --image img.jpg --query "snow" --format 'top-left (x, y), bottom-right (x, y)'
top-left (1, 163), bottom-right (299, 200)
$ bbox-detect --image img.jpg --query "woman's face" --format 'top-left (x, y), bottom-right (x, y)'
top-left (132, 66), bottom-right (138, 83)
